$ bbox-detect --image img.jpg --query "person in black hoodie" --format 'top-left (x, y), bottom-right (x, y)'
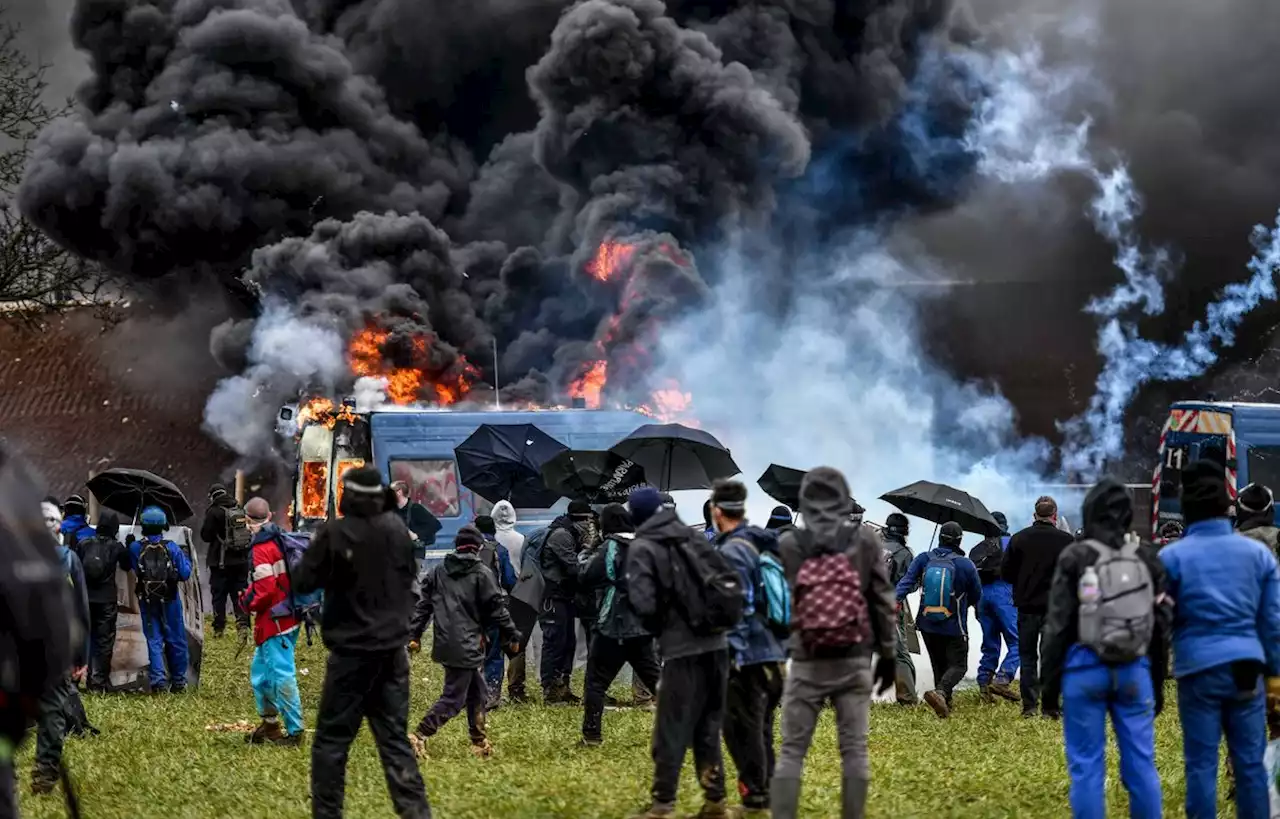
top-left (292, 467), bottom-right (431, 819)
top-left (627, 486), bottom-right (730, 819)
top-left (1002, 495), bottom-right (1074, 718)
top-left (411, 524), bottom-right (521, 758)
top-left (199, 484), bottom-right (251, 638)
top-left (539, 499), bottom-right (592, 704)
top-left (72, 510), bottom-right (130, 692)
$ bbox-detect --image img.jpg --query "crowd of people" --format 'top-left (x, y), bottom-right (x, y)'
top-left (7, 454), bottom-right (1280, 819)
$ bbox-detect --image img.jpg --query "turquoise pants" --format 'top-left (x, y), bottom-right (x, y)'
top-left (251, 630), bottom-right (304, 735)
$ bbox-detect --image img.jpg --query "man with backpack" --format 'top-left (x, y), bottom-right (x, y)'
top-left (969, 511), bottom-right (1020, 704)
top-left (129, 505), bottom-right (192, 693)
top-left (539, 500), bottom-right (592, 704)
top-left (880, 513), bottom-right (918, 706)
top-left (58, 494), bottom-right (94, 549)
top-left (709, 480), bottom-right (788, 818)
top-left (411, 524), bottom-right (521, 758)
top-left (895, 521), bottom-right (982, 719)
top-left (293, 466), bottom-right (432, 819)
top-left (1002, 496), bottom-right (1074, 718)
top-left (200, 483), bottom-right (252, 639)
top-left (626, 486), bottom-right (737, 819)
top-left (476, 514), bottom-right (516, 709)
top-left (238, 497), bottom-right (304, 746)
top-left (771, 467), bottom-right (896, 819)
top-left (1040, 478), bottom-right (1169, 819)
top-left (73, 510), bottom-right (131, 692)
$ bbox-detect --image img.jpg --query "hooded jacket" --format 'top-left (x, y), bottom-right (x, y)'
top-left (716, 524), bottom-right (786, 667)
top-left (582, 533), bottom-right (650, 641)
top-left (73, 513), bottom-right (131, 604)
top-left (411, 550), bottom-right (520, 669)
top-left (492, 501), bottom-right (525, 569)
top-left (879, 530), bottom-right (914, 587)
top-left (539, 516), bottom-right (583, 601)
top-left (1001, 520), bottom-right (1074, 612)
top-left (293, 489), bottom-right (419, 654)
top-left (200, 493), bottom-right (248, 569)
top-left (627, 508), bottom-right (729, 660)
top-left (1040, 479), bottom-right (1171, 712)
top-left (777, 467), bottom-right (897, 662)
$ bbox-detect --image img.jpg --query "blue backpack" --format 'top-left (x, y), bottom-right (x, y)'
top-left (727, 532), bottom-right (792, 639)
top-left (270, 532), bottom-right (324, 641)
top-left (921, 552), bottom-right (958, 623)
top-left (521, 528), bottom-right (550, 575)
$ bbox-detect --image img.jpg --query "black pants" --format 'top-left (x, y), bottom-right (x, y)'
top-left (651, 649), bottom-right (729, 807)
top-left (417, 667), bottom-right (487, 744)
top-left (87, 600), bottom-right (118, 690)
top-left (1017, 610), bottom-right (1048, 713)
top-left (539, 599), bottom-right (576, 690)
top-left (208, 566), bottom-right (250, 633)
top-left (312, 649), bottom-right (431, 819)
top-left (0, 760), bottom-right (13, 819)
top-left (723, 662), bottom-right (784, 808)
top-left (921, 632), bottom-right (968, 703)
top-left (34, 676), bottom-right (73, 772)
top-left (582, 635), bottom-right (662, 741)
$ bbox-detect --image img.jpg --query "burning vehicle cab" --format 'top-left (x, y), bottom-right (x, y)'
top-left (1152, 401), bottom-right (1280, 531)
top-left (281, 401), bottom-right (651, 567)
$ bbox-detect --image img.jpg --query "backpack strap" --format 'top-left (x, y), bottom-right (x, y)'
top-left (1119, 532), bottom-right (1141, 558)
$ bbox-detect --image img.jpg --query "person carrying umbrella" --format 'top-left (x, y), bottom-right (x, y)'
top-left (128, 505), bottom-right (192, 694)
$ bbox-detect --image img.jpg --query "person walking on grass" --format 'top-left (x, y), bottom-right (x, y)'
top-left (410, 525), bottom-right (521, 758)
top-left (1160, 459), bottom-right (1280, 819)
top-left (772, 468), bottom-right (897, 819)
top-left (709, 480), bottom-right (787, 818)
top-left (627, 486), bottom-right (732, 819)
top-left (1040, 479), bottom-right (1170, 819)
top-left (540, 500), bottom-right (592, 704)
top-left (879, 513), bottom-right (918, 705)
top-left (129, 505), bottom-right (191, 694)
top-left (293, 467), bottom-right (432, 819)
top-left (238, 498), bottom-right (304, 747)
top-left (475, 514), bottom-right (516, 710)
top-left (1002, 496), bottom-right (1074, 719)
top-left (72, 510), bottom-right (130, 693)
top-left (491, 501), bottom-right (530, 703)
top-left (895, 521), bottom-right (981, 719)
top-left (200, 483), bottom-right (252, 640)
top-left (579, 504), bottom-right (662, 747)
top-left (969, 511), bottom-right (1020, 704)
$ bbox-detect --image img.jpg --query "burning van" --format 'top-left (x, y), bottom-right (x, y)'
top-left (279, 401), bottom-right (651, 565)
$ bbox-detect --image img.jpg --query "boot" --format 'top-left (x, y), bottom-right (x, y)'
top-left (978, 684), bottom-right (995, 704)
top-left (695, 800), bottom-right (728, 818)
top-left (470, 738), bottom-right (493, 758)
top-left (246, 720), bottom-right (285, 745)
top-left (30, 764), bottom-right (58, 796)
top-left (770, 778), bottom-right (801, 819)
top-left (989, 680), bottom-right (1019, 702)
top-left (923, 690), bottom-right (950, 719)
top-left (629, 804), bottom-right (676, 819)
top-left (841, 777), bottom-right (869, 819)
top-left (508, 687), bottom-right (529, 705)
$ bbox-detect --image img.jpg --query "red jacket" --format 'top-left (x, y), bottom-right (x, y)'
top-left (239, 532), bottom-right (299, 645)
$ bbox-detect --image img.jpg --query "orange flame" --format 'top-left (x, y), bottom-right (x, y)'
top-left (297, 396), bottom-right (360, 430)
top-left (332, 459), bottom-right (366, 517)
top-left (586, 240), bottom-right (636, 282)
top-left (300, 461), bottom-right (329, 518)
top-left (569, 360), bottom-right (608, 408)
top-left (637, 379), bottom-right (695, 423)
top-left (347, 326), bottom-right (477, 405)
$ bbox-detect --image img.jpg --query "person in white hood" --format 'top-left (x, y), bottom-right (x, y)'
top-left (492, 501), bottom-right (532, 703)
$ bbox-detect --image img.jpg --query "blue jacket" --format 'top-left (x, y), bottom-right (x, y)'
top-left (895, 545), bottom-right (983, 637)
top-left (60, 515), bottom-right (95, 548)
top-left (1160, 518), bottom-right (1280, 678)
top-left (715, 525), bottom-right (786, 667)
top-left (129, 535), bottom-right (193, 583)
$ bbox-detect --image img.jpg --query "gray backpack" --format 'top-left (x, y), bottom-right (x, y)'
top-left (1078, 534), bottom-right (1154, 663)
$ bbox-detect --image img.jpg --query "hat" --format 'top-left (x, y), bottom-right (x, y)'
top-left (939, 521), bottom-right (964, 545)
top-left (475, 515), bottom-right (496, 536)
top-left (1034, 496), bottom-right (1057, 520)
top-left (885, 512), bottom-right (909, 531)
top-left (244, 497), bottom-right (271, 523)
top-left (1181, 459), bottom-right (1231, 524)
top-left (209, 483), bottom-right (229, 501)
top-left (63, 494), bottom-right (87, 516)
top-left (455, 524), bottom-right (484, 553)
top-left (766, 505), bottom-right (793, 530)
top-left (96, 510), bottom-right (121, 539)
top-left (343, 466), bottom-right (385, 495)
top-left (600, 503), bottom-right (634, 536)
top-left (629, 487), bottom-right (663, 526)
top-left (992, 511), bottom-right (1008, 533)
top-left (659, 492), bottom-right (676, 510)
top-left (1239, 483), bottom-right (1275, 515)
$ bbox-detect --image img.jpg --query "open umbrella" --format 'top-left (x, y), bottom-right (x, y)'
top-left (758, 464), bottom-right (806, 510)
top-left (454, 424), bottom-right (569, 507)
top-left (879, 480), bottom-right (1000, 537)
top-left (87, 468), bottom-right (193, 523)
top-left (609, 423), bottom-right (739, 491)
top-left (541, 450), bottom-right (647, 504)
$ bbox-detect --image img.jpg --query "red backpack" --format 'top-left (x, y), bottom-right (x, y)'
top-left (794, 525), bottom-right (870, 650)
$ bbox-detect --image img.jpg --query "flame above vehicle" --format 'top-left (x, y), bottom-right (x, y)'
top-left (348, 326), bottom-right (478, 406)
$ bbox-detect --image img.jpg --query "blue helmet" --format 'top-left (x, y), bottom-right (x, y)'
top-left (140, 505), bottom-right (168, 529)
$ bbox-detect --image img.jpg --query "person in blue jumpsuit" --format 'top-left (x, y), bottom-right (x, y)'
top-left (128, 505), bottom-right (192, 693)
top-left (971, 511), bottom-right (1020, 702)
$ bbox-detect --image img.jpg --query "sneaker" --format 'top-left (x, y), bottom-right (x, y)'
top-left (695, 800), bottom-right (729, 818)
top-left (247, 720), bottom-right (285, 745)
top-left (271, 732), bottom-right (305, 748)
top-left (30, 765), bottom-right (58, 795)
top-left (989, 681), bottom-right (1019, 702)
top-left (923, 690), bottom-right (950, 719)
top-left (629, 804), bottom-right (677, 819)
top-left (470, 738), bottom-right (493, 758)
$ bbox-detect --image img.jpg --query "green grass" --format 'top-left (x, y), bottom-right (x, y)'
top-left (14, 633), bottom-right (1230, 818)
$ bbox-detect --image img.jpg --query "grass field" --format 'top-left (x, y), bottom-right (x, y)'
top-left (13, 631), bottom-right (1229, 818)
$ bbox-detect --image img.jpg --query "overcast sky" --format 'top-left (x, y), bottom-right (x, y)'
top-left (8, 0), bottom-right (86, 102)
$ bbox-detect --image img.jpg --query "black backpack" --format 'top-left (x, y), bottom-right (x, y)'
top-left (970, 535), bottom-right (1009, 585)
top-left (136, 542), bottom-right (178, 604)
top-left (79, 536), bottom-right (119, 587)
top-left (668, 532), bottom-right (744, 636)
top-left (223, 506), bottom-right (252, 555)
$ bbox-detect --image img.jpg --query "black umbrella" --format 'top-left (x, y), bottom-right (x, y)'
top-left (879, 480), bottom-right (1000, 537)
top-left (454, 424), bottom-right (569, 507)
top-left (758, 464), bottom-right (806, 510)
top-left (609, 423), bottom-right (739, 491)
top-left (87, 468), bottom-right (193, 523)
top-left (541, 450), bottom-right (647, 505)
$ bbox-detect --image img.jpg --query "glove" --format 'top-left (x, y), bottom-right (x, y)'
top-left (873, 655), bottom-right (896, 696)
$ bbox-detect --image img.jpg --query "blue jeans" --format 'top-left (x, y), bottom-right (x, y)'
top-left (976, 584), bottom-right (1019, 685)
top-left (251, 630), bottom-right (304, 735)
top-left (1063, 658), bottom-right (1160, 819)
top-left (484, 626), bottom-right (504, 696)
top-left (1177, 662), bottom-right (1268, 819)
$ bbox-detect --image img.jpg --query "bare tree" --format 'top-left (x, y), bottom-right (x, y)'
top-left (0, 18), bottom-right (115, 318)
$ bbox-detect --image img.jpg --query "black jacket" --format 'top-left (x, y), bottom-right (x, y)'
top-left (72, 534), bottom-right (131, 604)
top-left (539, 517), bottom-right (582, 601)
top-left (200, 495), bottom-right (249, 569)
top-left (581, 534), bottom-right (650, 641)
top-left (395, 501), bottom-right (442, 558)
top-left (1040, 479), bottom-right (1172, 712)
top-left (292, 492), bottom-right (419, 654)
top-left (1001, 520), bottom-right (1074, 611)
top-left (627, 509), bottom-right (728, 661)
top-left (411, 551), bottom-right (520, 669)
